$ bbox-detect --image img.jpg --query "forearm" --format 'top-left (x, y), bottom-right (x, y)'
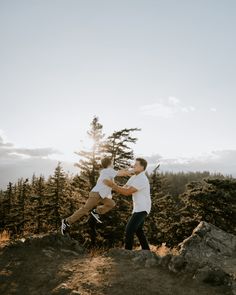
top-left (111, 183), bottom-right (131, 196)
top-left (116, 169), bottom-right (130, 177)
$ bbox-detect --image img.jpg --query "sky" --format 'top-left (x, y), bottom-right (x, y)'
top-left (0, 0), bottom-right (236, 188)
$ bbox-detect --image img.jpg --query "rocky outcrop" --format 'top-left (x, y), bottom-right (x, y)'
top-left (5, 232), bottom-right (85, 255)
top-left (1, 222), bottom-right (236, 295)
top-left (169, 221), bottom-right (236, 291)
top-left (170, 221), bottom-right (236, 270)
top-left (106, 221), bottom-right (236, 293)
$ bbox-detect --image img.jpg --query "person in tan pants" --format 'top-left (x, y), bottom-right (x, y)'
top-left (66, 191), bottom-right (116, 225)
top-left (61, 157), bottom-right (131, 235)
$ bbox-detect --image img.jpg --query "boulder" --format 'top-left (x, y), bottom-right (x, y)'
top-left (168, 221), bottom-right (236, 291)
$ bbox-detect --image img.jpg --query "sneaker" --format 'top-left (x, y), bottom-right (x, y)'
top-left (91, 209), bottom-right (102, 223)
top-left (61, 219), bottom-right (70, 235)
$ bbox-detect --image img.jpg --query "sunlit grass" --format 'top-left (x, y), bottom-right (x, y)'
top-left (0, 230), bottom-right (10, 244)
top-left (151, 243), bottom-right (179, 256)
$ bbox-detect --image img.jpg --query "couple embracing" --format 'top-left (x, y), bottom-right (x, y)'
top-left (61, 157), bottom-right (151, 251)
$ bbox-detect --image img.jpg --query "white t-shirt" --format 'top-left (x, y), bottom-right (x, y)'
top-left (91, 167), bottom-right (118, 199)
top-left (126, 171), bottom-right (151, 214)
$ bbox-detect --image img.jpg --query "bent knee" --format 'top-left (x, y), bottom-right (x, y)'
top-left (104, 199), bottom-right (116, 208)
top-left (80, 205), bottom-right (91, 214)
top-left (110, 199), bottom-right (116, 208)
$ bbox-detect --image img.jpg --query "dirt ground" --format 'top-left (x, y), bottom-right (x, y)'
top-left (0, 234), bottom-right (233, 295)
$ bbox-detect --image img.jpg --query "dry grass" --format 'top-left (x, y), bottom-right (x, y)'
top-left (0, 230), bottom-right (10, 244)
top-left (151, 243), bottom-right (179, 256)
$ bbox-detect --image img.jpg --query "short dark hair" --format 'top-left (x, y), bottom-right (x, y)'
top-left (135, 158), bottom-right (148, 170)
top-left (101, 157), bottom-right (112, 168)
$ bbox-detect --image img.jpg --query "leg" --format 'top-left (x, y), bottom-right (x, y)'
top-left (66, 192), bottom-right (100, 225)
top-left (125, 211), bottom-right (147, 250)
top-left (136, 220), bottom-right (150, 250)
top-left (96, 197), bottom-right (116, 215)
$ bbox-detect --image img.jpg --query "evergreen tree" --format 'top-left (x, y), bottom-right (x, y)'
top-left (30, 175), bottom-right (47, 234)
top-left (47, 163), bottom-right (68, 228)
top-left (75, 116), bottom-right (105, 190)
top-left (102, 128), bottom-right (140, 169)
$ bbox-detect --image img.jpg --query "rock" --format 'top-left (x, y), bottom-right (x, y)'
top-left (175, 221), bottom-right (236, 272)
top-left (60, 249), bottom-right (80, 256)
top-left (158, 254), bottom-right (172, 268)
top-left (9, 233), bottom-right (85, 257)
top-left (168, 221), bottom-right (236, 291)
top-left (106, 248), bottom-right (158, 269)
top-left (72, 243), bottom-right (84, 254)
top-left (105, 248), bottom-right (137, 258)
top-left (132, 255), bottom-right (145, 264)
top-left (193, 266), bottom-right (231, 286)
top-left (232, 280), bottom-right (236, 295)
top-left (168, 255), bottom-right (187, 273)
top-left (145, 257), bottom-right (158, 268)
top-left (42, 248), bottom-right (55, 258)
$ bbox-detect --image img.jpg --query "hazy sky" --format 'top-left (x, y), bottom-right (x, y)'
top-left (0, 0), bottom-right (236, 188)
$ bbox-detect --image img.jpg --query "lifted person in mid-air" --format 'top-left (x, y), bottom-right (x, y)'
top-left (61, 157), bottom-right (131, 235)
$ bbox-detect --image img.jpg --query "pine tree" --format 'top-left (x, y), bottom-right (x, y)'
top-left (18, 178), bottom-right (31, 234)
top-left (45, 163), bottom-right (79, 230)
top-left (102, 128), bottom-right (140, 169)
top-left (47, 163), bottom-right (68, 228)
top-left (75, 116), bottom-right (105, 190)
top-left (31, 175), bottom-right (47, 234)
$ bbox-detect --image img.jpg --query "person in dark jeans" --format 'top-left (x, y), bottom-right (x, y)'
top-left (125, 211), bottom-right (150, 250)
top-left (104, 158), bottom-right (151, 250)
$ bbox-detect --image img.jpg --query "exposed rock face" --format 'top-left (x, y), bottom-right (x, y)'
top-left (169, 221), bottom-right (236, 271)
top-left (168, 221), bottom-right (236, 291)
top-left (6, 232), bottom-right (85, 254)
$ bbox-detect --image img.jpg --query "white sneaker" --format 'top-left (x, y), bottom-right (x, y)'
top-left (91, 209), bottom-right (102, 223)
top-left (61, 219), bottom-right (70, 235)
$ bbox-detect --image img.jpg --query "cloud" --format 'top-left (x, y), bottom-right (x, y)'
top-left (0, 135), bottom-right (61, 160)
top-left (210, 107), bottom-right (217, 112)
top-left (146, 150), bottom-right (236, 177)
top-left (0, 133), bottom-right (69, 189)
top-left (139, 97), bottom-right (196, 118)
top-left (0, 134), bottom-right (14, 148)
top-left (9, 147), bottom-right (61, 158)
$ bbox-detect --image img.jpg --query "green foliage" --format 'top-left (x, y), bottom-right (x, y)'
top-left (160, 171), bottom-right (227, 197)
top-left (102, 128), bottom-right (141, 169)
top-left (0, 163), bottom-right (81, 237)
top-left (146, 176), bottom-right (236, 247)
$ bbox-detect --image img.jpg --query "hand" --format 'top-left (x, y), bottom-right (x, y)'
top-left (103, 179), bottom-right (115, 187)
top-left (125, 168), bottom-right (135, 176)
top-left (121, 169), bottom-right (131, 176)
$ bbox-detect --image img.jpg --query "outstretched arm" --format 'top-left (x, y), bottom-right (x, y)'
top-left (103, 179), bottom-right (137, 196)
top-left (116, 169), bottom-right (133, 177)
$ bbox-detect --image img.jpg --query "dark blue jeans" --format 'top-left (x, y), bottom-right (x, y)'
top-left (125, 211), bottom-right (150, 250)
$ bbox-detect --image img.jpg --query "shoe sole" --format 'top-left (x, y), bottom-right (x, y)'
top-left (91, 212), bottom-right (103, 223)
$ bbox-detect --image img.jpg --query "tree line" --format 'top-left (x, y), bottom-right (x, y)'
top-left (0, 117), bottom-right (235, 248)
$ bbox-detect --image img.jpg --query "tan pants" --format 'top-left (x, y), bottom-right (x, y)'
top-left (66, 191), bottom-right (115, 225)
